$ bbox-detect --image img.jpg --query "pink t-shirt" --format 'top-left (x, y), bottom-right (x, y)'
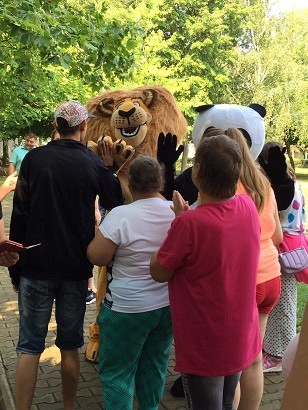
top-left (157, 195), bottom-right (261, 376)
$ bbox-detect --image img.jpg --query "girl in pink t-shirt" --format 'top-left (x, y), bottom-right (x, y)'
top-left (150, 135), bottom-right (261, 409)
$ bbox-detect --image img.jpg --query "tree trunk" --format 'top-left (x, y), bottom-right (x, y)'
top-left (181, 140), bottom-right (189, 173)
top-left (286, 142), bottom-right (295, 171)
top-left (1, 140), bottom-right (9, 169)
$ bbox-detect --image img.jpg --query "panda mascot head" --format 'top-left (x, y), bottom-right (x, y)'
top-left (192, 103), bottom-right (266, 160)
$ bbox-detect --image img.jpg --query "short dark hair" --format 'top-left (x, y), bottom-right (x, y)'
top-left (56, 117), bottom-right (80, 137)
top-left (194, 135), bottom-right (242, 199)
top-left (129, 155), bottom-right (164, 193)
top-left (25, 133), bottom-right (38, 140)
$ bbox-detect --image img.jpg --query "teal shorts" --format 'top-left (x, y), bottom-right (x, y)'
top-left (98, 304), bottom-right (173, 410)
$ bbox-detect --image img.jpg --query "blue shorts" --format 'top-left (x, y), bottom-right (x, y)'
top-left (17, 277), bottom-right (88, 354)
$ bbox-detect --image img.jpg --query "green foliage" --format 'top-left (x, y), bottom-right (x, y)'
top-left (0, 0), bottom-right (141, 139)
top-left (229, 2), bottom-right (308, 154)
top-left (0, 0), bottom-right (307, 150)
top-left (102, 0), bottom-right (250, 126)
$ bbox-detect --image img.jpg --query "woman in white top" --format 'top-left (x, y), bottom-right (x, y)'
top-left (87, 155), bottom-right (174, 410)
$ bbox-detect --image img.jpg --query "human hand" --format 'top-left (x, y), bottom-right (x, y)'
top-left (171, 190), bottom-right (190, 216)
top-left (98, 137), bottom-right (114, 167)
top-left (86, 140), bottom-right (99, 155)
top-left (0, 250), bottom-right (19, 267)
top-left (258, 146), bottom-right (287, 182)
top-left (3, 172), bottom-right (18, 190)
top-left (157, 133), bottom-right (184, 166)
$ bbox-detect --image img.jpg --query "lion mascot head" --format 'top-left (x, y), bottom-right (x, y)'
top-left (85, 85), bottom-right (187, 161)
top-left (85, 85), bottom-right (187, 202)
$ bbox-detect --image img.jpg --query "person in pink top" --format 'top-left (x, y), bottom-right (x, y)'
top-left (150, 135), bottom-right (261, 410)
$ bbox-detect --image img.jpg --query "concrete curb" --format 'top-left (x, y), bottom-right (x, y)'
top-left (0, 355), bottom-right (15, 410)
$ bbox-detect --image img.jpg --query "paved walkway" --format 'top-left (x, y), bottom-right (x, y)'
top-left (0, 192), bottom-right (285, 409)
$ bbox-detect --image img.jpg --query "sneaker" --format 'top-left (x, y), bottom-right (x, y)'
top-left (263, 352), bottom-right (282, 373)
top-left (86, 289), bottom-right (96, 305)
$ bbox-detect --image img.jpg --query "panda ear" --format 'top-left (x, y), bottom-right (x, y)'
top-left (249, 104), bottom-right (266, 118)
top-left (195, 104), bottom-right (215, 113)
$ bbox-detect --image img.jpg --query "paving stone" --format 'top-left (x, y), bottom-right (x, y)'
top-left (47, 378), bottom-right (62, 388)
top-left (38, 402), bottom-right (66, 410)
top-left (33, 392), bottom-right (56, 404)
top-left (80, 371), bottom-right (100, 382)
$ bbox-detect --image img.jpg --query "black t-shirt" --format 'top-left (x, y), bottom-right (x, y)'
top-left (9, 139), bottom-right (123, 285)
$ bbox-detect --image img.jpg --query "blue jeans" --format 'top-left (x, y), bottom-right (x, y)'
top-left (182, 372), bottom-right (241, 410)
top-left (17, 277), bottom-right (88, 354)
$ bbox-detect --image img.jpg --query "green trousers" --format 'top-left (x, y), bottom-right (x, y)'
top-left (98, 304), bottom-right (173, 410)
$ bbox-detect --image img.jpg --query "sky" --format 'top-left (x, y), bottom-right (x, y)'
top-left (272, 0), bottom-right (308, 13)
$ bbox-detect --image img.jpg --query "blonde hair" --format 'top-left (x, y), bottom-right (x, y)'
top-left (225, 128), bottom-right (270, 212)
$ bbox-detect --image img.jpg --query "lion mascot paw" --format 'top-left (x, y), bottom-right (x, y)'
top-left (85, 322), bottom-right (100, 363)
top-left (86, 136), bottom-right (135, 169)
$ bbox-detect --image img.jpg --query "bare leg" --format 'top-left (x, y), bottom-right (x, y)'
top-left (233, 381), bottom-right (240, 409)
top-left (15, 353), bottom-right (40, 410)
top-left (259, 313), bottom-right (269, 341)
top-left (61, 349), bottom-right (80, 410)
top-left (88, 277), bottom-right (97, 292)
top-left (237, 313), bottom-right (268, 410)
top-left (281, 303), bottom-right (308, 409)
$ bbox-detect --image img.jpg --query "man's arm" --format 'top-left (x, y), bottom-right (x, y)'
top-left (97, 163), bottom-right (124, 211)
top-left (8, 162), bottom-right (16, 176)
top-left (8, 147), bottom-right (18, 176)
top-left (0, 172), bottom-right (18, 201)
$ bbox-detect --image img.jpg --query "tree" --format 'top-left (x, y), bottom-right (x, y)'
top-left (104, 0), bottom-right (251, 125)
top-left (0, 0), bottom-right (140, 144)
top-left (229, 1), bottom-right (308, 164)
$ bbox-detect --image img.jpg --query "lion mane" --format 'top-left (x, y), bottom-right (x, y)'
top-left (85, 85), bottom-right (188, 171)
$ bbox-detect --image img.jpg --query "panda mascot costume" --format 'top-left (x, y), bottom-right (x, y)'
top-left (161, 103), bottom-right (294, 212)
top-left (162, 103), bottom-right (295, 398)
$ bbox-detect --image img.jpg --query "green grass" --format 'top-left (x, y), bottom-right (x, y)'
top-left (295, 166), bottom-right (308, 182)
top-left (297, 283), bottom-right (308, 331)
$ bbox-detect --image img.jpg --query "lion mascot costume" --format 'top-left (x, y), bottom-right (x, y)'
top-left (84, 85), bottom-right (187, 362)
top-left (85, 85), bottom-right (187, 202)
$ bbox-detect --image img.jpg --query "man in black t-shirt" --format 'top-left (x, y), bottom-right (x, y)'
top-left (9, 100), bottom-right (123, 410)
